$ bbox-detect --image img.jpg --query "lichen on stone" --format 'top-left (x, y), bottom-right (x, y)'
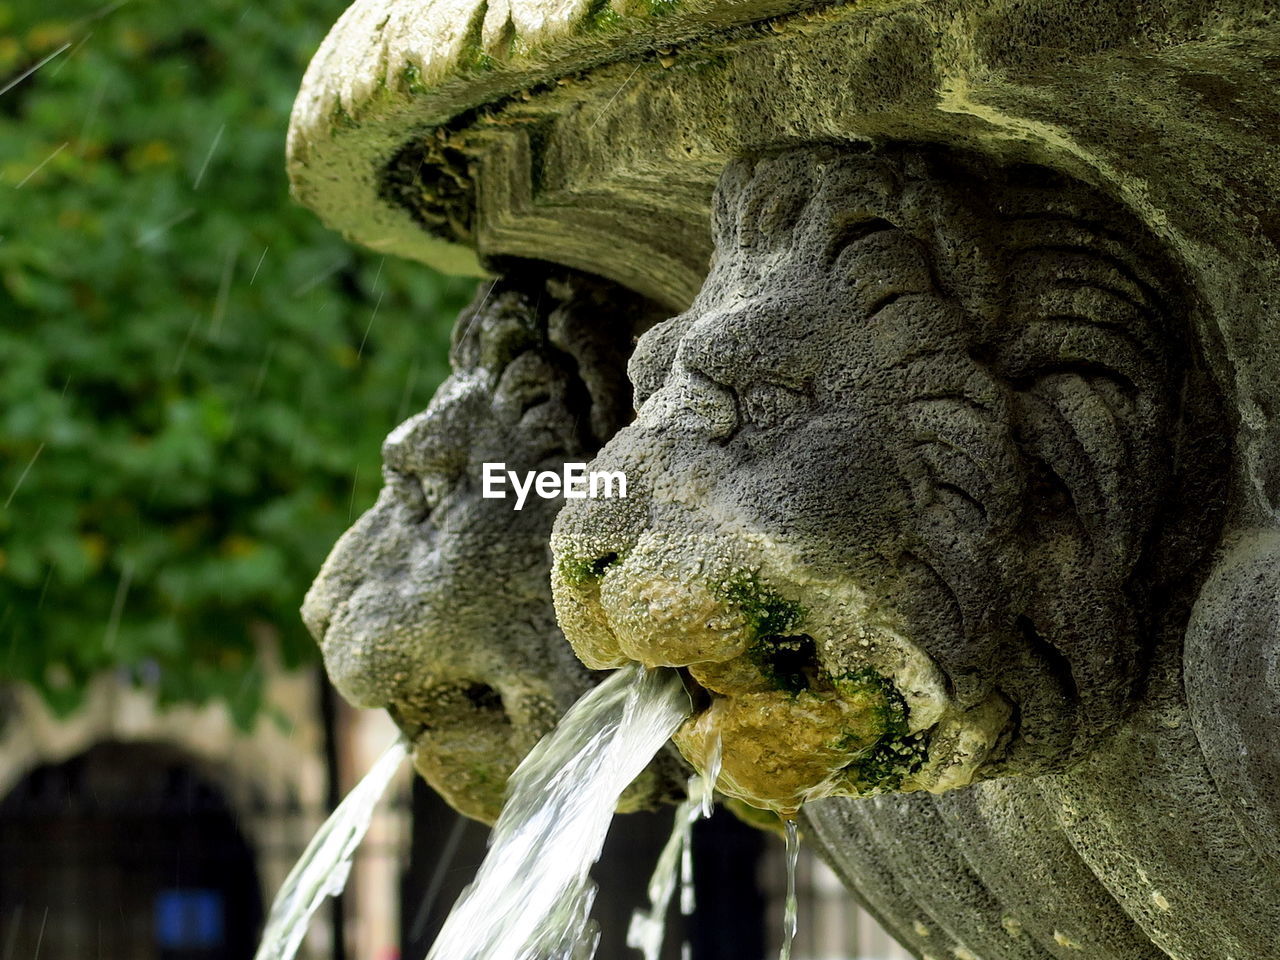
top-left (400, 61), bottom-right (428, 95)
top-left (583, 0), bottom-right (623, 32)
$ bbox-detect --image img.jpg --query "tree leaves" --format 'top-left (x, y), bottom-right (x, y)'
top-left (0, 0), bottom-right (476, 726)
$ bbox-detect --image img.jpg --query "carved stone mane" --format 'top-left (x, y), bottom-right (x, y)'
top-left (555, 145), bottom-right (1227, 805)
top-left (302, 266), bottom-right (680, 822)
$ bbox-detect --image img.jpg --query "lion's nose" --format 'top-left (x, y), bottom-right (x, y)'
top-left (551, 458), bottom-right (649, 569)
top-left (553, 519), bottom-right (764, 670)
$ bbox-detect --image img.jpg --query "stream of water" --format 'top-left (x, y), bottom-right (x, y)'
top-left (779, 818), bottom-right (800, 960)
top-left (626, 734), bottom-right (721, 960)
top-left (253, 736), bottom-right (410, 960)
top-left (253, 667), bottom-right (808, 960)
top-left (426, 663), bottom-right (690, 960)
top-left (626, 791), bottom-right (697, 960)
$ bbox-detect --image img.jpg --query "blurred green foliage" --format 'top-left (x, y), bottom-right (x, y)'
top-left (0, 0), bottom-right (477, 727)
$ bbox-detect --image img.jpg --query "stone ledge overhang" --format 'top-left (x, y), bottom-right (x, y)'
top-left (286, 0), bottom-right (836, 276)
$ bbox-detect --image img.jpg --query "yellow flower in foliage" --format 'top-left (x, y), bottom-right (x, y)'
top-left (79, 533), bottom-right (107, 569)
top-left (0, 36), bottom-right (20, 71)
top-left (25, 21), bottom-right (70, 53)
top-left (221, 534), bottom-right (259, 558)
top-left (331, 343), bottom-right (360, 369)
top-left (115, 27), bottom-right (148, 57)
top-left (219, 647), bottom-right (246, 668)
top-left (127, 140), bottom-right (175, 171)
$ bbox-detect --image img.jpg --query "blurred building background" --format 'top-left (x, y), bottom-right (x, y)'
top-left (0, 2), bottom-right (911, 958)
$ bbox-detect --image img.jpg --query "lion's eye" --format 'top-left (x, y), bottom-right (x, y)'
top-left (420, 475), bottom-right (451, 514)
top-left (384, 466), bottom-right (426, 517)
top-left (680, 369), bottom-right (739, 439)
top-left (742, 382), bottom-right (808, 428)
top-left (630, 314), bottom-right (689, 408)
top-left (823, 216), bottom-right (897, 266)
top-left (383, 466), bottom-right (452, 523)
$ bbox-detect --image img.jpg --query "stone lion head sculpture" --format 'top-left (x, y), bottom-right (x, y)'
top-left (550, 145), bottom-right (1227, 815)
top-left (301, 265), bottom-right (677, 822)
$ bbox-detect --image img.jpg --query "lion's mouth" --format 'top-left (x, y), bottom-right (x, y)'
top-left (670, 647), bottom-right (1017, 815)
top-left (669, 647), bottom-right (935, 814)
top-left (551, 531), bottom-right (1017, 813)
top-left (677, 666), bottom-right (714, 714)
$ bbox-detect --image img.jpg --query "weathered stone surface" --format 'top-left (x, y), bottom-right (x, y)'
top-left (553, 144), bottom-right (1223, 804)
top-left (294, 0), bottom-right (1280, 955)
top-left (1184, 529), bottom-right (1280, 872)
top-left (286, 0), bottom-right (818, 275)
top-left (541, 142), bottom-right (1268, 957)
top-left (291, 1), bottom-right (1280, 514)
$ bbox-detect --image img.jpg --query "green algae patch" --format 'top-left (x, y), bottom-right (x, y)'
top-left (557, 555), bottom-right (600, 585)
top-left (637, 0), bottom-right (681, 17)
top-left (556, 550), bottom-right (621, 585)
top-left (715, 571), bottom-right (805, 637)
top-left (400, 61), bottom-right (429, 95)
top-left (834, 668), bottom-right (926, 791)
top-left (584, 0), bottom-right (623, 32)
top-left (713, 571), bottom-right (812, 692)
top-left (328, 101), bottom-right (359, 135)
top-left (845, 731), bottom-right (927, 791)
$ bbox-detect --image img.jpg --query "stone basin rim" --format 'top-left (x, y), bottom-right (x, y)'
top-left (286, 0), bottom-right (878, 278)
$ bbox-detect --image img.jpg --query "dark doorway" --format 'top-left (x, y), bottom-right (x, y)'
top-left (0, 742), bottom-right (263, 960)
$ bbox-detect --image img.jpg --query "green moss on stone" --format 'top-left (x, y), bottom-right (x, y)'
top-left (328, 101), bottom-right (358, 134)
top-left (715, 571), bottom-right (804, 637)
top-left (401, 62), bottom-right (428, 94)
top-left (557, 551), bottom-right (621, 586)
top-left (584, 0), bottom-right (623, 31)
top-left (638, 0), bottom-right (680, 17)
top-left (458, 5), bottom-right (498, 74)
top-left (715, 571), bottom-right (808, 692)
top-left (559, 556), bottom-right (599, 585)
top-left (834, 668), bottom-right (926, 790)
top-left (847, 732), bottom-right (927, 790)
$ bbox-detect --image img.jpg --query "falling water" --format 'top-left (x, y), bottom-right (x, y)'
top-left (694, 735), bottom-right (722, 821)
top-left (779, 818), bottom-right (801, 960)
top-left (626, 792), bottom-right (697, 960)
top-left (427, 663), bottom-right (690, 960)
top-left (253, 736), bottom-right (410, 960)
top-left (683, 735), bottom-right (721, 916)
top-left (627, 733), bottom-right (721, 960)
